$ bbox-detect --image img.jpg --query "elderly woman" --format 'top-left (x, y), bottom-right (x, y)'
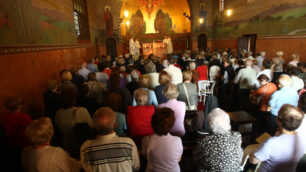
top-left (193, 108), bottom-right (243, 172)
top-left (127, 88), bottom-right (155, 137)
top-left (55, 89), bottom-right (93, 152)
top-left (86, 72), bottom-right (106, 105)
top-left (158, 84), bottom-right (186, 136)
top-left (177, 70), bottom-right (198, 110)
top-left (288, 53), bottom-right (300, 67)
top-left (154, 70), bottom-right (171, 104)
top-left (58, 70), bottom-right (77, 94)
top-left (250, 104), bottom-right (305, 172)
top-left (143, 61), bottom-right (159, 89)
top-left (22, 117), bottom-right (80, 172)
top-left (132, 75), bottom-right (158, 107)
top-left (142, 107), bottom-right (183, 172)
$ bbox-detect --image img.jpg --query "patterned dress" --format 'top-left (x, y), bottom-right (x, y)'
top-left (193, 131), bottom-right (243, 172)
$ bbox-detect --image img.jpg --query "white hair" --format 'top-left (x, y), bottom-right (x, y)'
top-left (260, 51), bottom-right (266, 57)
top-left (130, 70), bottom-right (139, 81)
top-left (208, 108), bottom-right (231, 134)
top-left (278, 74), bottom-right (291, 87)
top-left (276, 51), bottom-right (284, 57)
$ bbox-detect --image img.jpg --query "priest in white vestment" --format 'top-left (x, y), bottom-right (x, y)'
top-left (129, 37), bottom-right (136, 56)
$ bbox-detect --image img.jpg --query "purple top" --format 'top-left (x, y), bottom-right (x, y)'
top-left (158, 99), bottom-right (186, 136)
top-left (254, 134), bottom-right (304, 172)
top-left (142, 133), bottom-right (183, 172)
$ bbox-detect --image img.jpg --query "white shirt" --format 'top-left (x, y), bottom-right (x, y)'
top-left (290, 76), bottom-right (304, 92)
top-left (209, 65), bottom-right (221, 81)
top-left (78, 67), bottom-right (91, 80)
top-left (164, 64), bottom-right (183, 85)
top-left (81, 133), bottom-right (140, 172)
top-left (234, 66), bottom-right (257, 89)
top-left (129, 39), bottom-right (136, 55)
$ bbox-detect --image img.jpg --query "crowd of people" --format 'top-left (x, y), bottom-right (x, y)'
top-left (1, 48), bottom-right (305, 172)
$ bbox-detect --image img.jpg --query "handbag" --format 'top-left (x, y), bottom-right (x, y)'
top-left (183, 83), bottom-right (197, 110)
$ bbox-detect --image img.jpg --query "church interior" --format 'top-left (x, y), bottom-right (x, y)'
top-left (0, 0), bottom-right (305, 171)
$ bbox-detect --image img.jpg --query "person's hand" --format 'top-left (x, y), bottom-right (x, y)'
top-left (266, 106), bottom-right (272, 111)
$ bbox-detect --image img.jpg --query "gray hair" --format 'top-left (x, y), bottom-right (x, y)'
top-left (145, 62), bottom-right (156, 73)
top-left (208, 108), bottom-right (231, 134)
top-left (130, 69), bottom-right (139, 81)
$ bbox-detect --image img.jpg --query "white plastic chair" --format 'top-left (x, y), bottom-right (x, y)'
top-left (198, 80), bottom-right (216, 104)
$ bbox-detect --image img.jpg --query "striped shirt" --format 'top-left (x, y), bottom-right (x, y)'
top-left (81, 133), bottom-right (140, 172)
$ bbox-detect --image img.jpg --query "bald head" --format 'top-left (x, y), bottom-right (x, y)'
top-left (93, 107), bottom-right (116, 135)
top-left (278, 74), bottom-right (291, 88)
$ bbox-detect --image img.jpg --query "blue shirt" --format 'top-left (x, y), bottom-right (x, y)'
top-left (269, 87), bottom-right (299, 116)
top-left (87, 63), bottom-right (98, 72)
top-left (132, 88), bottom-right (158, 108)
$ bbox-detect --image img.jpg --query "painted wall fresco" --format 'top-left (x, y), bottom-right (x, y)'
top-left (213, 0), bottom-right (306, 39)
top-left (0, 0), bottom-right (78, 45)
top-left (121, 0), bottom-right (191, 36)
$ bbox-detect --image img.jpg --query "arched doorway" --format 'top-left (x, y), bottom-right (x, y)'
top-left (198, 34), bottom-right (207, 51)
top-left (105, 37), bottom-right (117, 57)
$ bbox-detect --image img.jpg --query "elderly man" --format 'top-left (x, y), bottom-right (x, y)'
top-left (81, 107), bottom-right (140, 172)
top-left (256, 51), bottom-right (266, 69)
top-left (250, 104), bottom-right (304, 172)
top-left (234, 59), bottom-right (257, 109)
top-left (266, 74), bottom-right (299, 135)
top-left (87, 58), bottom-right (98, 72)
top-left (78, 62), bottom-right (91, 80)
top-left (164, 56), bottom-right (183, 85)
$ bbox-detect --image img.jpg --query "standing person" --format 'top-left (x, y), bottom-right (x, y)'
top-left (158, 84), bottom-right (186, 136)
top-left (250, 104), bottom-right (304, 172)
top-left (142, 108), bottom-right (183, 172)
top-left (250, 74), bottom-right (277, 134)
top-left (81, 107), bottom-right (140, 172)
top-left (22, 117), bottom-right (81, 172)
top-left (234, 59), bottom-right (257, 110)
top-left (163, 36), bottom-right (173, 54)
top-left (129, 36), bottom-right (136, 56)
top-left (256, 51), bottom-right (266, 69)
top-left (134, 38), bottom-right (141, 57)
top-left (193, 108), bottom-right (243, 172)
top-left (164, 56), bottom-right (183, 85)
top-left (44, 80), bottom-right (61, 123)
top-left (267, 74), bottom-right (299, 135)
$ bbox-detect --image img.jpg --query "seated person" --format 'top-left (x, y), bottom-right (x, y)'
top-left (22, 117), bottom-right (80, 172)
top-left (158, 84), bottom-right (186, 136)
top-left (85, 72), bottom-right (106, 105)
top-left (2, 96), bottom-right (32, 149)
top-left (132, 75), bottom-right (158, 107)
top-left (250, 104), bottom-right (305, 172)
top-left (193, 108), bottom-right (243, 172)
top-left (142, 108), bottom-right (183, 172)
top-left (154, 70), bottom-right (171, 104)
top-left (81, 107), bottom-right (140, 172)
top-left (106, 93), bottom-right (127, 137)
top-left (177, 70), bottom-right (198, 110)
top-left (55, 89), bottom-right (93, 151)
top-left (127, 89), bottom-right (155, 137)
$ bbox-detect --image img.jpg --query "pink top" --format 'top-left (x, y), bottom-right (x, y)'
top-left (158, 100), bottom-right (186, 136)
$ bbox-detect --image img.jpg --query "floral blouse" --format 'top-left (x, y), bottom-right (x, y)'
top-left (193, 131), bottom-right (243, 172)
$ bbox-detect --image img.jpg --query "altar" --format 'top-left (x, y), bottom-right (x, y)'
top-left (142, 43), bottom-right (167, 59)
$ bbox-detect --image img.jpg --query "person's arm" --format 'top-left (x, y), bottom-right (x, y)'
top-left (54, 147), bottom-right (81, 172)
top-left (249, 154), bottom-right (261, 164)
top-left (131, 140), bottom-right (140, 171)
top-left (267, 92), bottom-right (276, 111)
top-left (234, 70), bottom-right (242, 84)
top-left (150, 91), bottom-right (159, 108)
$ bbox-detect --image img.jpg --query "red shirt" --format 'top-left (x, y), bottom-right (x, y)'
top-left (2, 112), bottom-right (32, 148)
top-left (196, 65), bottom-right (208, 81)
top-left (103, 68), bottom-right (112, 78)
top-left (127, 105), bottom-right (154, 137)
top-left (254, 82), bottom-right (278, 111)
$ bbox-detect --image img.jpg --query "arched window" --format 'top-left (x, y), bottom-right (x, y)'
top-left (73, 0), bottom-right (90, 40)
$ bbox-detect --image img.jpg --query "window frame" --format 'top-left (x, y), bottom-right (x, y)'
top-left (73, 0), bottom-right (90, 41)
